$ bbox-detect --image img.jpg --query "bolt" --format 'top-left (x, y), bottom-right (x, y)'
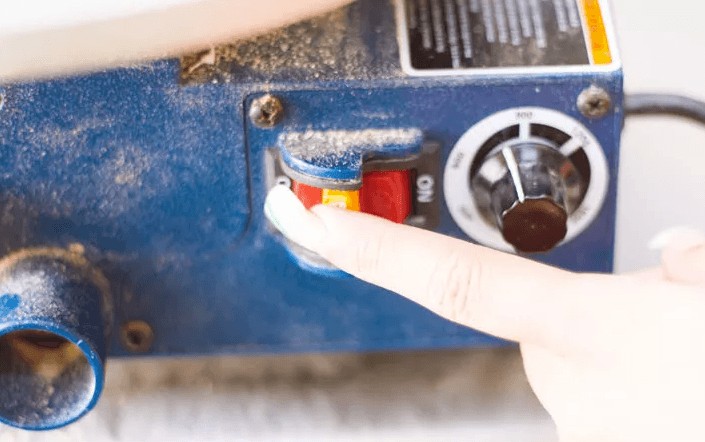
top-left (120, 320), bottom-right (154, 353)
top-left (577, 85), bottom-right (612, 119)
top-left (249, 94), bottom-right (284, 128)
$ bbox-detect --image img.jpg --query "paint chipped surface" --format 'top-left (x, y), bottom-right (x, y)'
top-left (0, 247), bottom-right (112, 326)
top-left (0, 294), bottom-right (21, 319)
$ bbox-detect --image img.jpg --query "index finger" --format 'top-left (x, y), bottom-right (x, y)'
top-left (264, 185), bottom-right (599, 349)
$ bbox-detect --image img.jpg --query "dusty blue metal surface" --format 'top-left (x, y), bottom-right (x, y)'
top-left (0, 251), bottom-right (110, 430)
top-left (276, 127), bottom-right (424, 184)
top-left (0, 1), bottom-right (623, 428)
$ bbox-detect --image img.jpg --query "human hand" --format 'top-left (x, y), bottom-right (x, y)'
top-left (265, 185), bottom-right (705, 442)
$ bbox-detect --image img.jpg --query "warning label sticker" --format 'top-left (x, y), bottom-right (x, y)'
top-left (397, 0), bottom-right (614, 73)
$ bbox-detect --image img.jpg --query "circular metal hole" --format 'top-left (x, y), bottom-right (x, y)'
top-left (0, 329), bottom-right (95, 429)
top-left (120, 321), bottom-right (154, 353)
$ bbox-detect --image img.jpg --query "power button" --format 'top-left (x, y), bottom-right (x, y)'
top-left (290, 170), bottom-right (412, 223)
top-left (359, 170), bottom-right (412, 224)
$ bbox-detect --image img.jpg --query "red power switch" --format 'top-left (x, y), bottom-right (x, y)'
top-left (291, 181), bottom-right (322, 209)
top-left (291, 170), bottom-right (412, 223)
top-left (360, 170), bottom-right (412, 223)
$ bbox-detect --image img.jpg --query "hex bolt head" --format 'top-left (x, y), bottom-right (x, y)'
top-left (249, 94), bottom-right (284, 128)
top-left (121, 320), bottom-right (154, 353)
top-left (577, 85), bottom-right (612, 119)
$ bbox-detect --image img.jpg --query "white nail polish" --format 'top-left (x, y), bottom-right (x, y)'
top-left (648, 226), bottom-right (705, 251)
top-left (264, 185), bottom-right (326, 252)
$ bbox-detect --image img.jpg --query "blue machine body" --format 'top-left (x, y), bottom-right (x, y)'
top-left (0, 1), bottom-right (623, 360)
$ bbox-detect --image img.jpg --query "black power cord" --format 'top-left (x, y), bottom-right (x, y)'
top-left (624, 93), bottom-right (705, 126)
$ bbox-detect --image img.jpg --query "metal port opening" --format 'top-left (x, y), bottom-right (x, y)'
top-left (0, 328), bottom-right (96, 430)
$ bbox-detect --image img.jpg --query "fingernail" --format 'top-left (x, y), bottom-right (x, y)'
top-left (648, 226), bottom-right (705, 251)
top-left (264, 185), bottom-right (326, 252)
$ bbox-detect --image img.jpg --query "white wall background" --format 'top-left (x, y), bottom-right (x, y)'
top-left (613, 0), bottom-right (705, 272)
top-left (2, 1), bottom-right (705, 441)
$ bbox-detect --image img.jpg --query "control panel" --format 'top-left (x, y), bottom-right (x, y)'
top-left (0, 0), bottom-right (623, 430)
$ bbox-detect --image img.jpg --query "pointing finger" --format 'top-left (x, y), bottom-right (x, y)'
top-left (265, 186), bottom-right (603, 350)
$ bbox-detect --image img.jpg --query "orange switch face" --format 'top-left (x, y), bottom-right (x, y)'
top-left (290, 169), bottom-right (411, 223)
top-left (321, 189), bottom-right (360, 211)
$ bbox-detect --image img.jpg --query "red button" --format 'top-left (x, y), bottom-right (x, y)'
top-left (291, 180), bottom-right (322, 209)
top-left (360, 170), bottom-right (411, 223)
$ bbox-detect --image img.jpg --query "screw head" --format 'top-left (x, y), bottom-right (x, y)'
top-left (249, 94), bottom-right (284, 128)
top-left (577, 86), bottom-right (612, 119)
top-left (120, 320), bottom-right (154, 353)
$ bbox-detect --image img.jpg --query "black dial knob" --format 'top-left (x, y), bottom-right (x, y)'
top-left (472, 142), bottom-right (582, 253)
top-left (500, 198), bottom-right (568, 253)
